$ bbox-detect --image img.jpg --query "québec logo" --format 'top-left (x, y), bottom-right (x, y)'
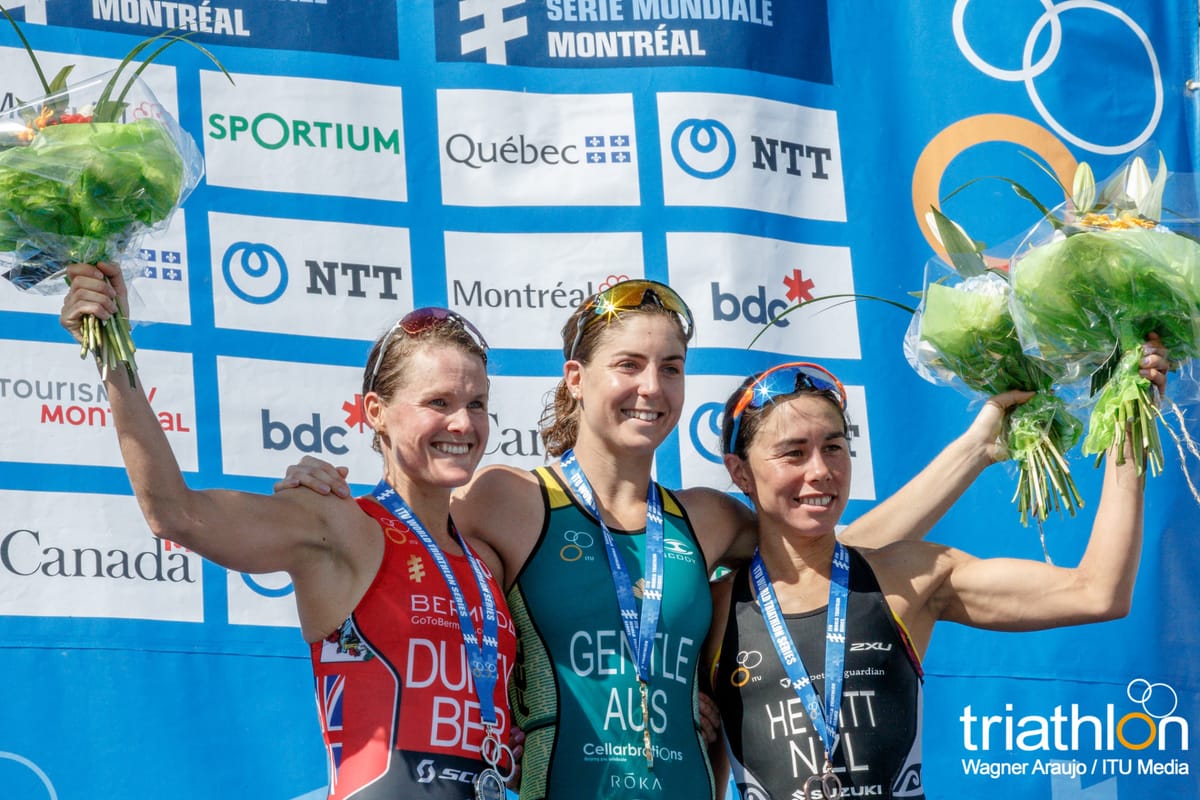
top-left (260, 394), bottom-right (367, 456)
top-left (138, 247), bottom-right (185, 281)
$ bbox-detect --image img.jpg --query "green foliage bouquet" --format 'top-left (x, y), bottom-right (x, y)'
top-left (907, 253), bottom-right (1084, 526)
top-left (0, 9), bottom-right (224, 384)
top-left (1009, 157), bottom-right (1200, 477)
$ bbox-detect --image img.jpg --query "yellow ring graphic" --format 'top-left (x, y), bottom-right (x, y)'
top-left (560, 544), bottom-right (583, 562)
top-left (1116, 711), bottom-right (1156, 750)
top-left (912, 113), bottom-right (1076, 261)
top-left (731, 667), bottom-right (751, 688)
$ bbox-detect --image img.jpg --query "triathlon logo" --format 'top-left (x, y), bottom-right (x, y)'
top-left (671, 119), bottom-right (736, 179)
top-left (689, 401), bottom-right (725, 464)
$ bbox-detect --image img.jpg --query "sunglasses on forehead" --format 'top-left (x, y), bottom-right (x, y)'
top-left (725, 361), bottom-right (847, 454)
top-left (366, 307), bottom-right (489, 394)
top-left (567, 279), bottom-right (695, 360)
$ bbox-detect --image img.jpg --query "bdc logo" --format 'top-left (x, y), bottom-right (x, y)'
top-left (711, 268), bottom-right (818, 328)
top-left (261, 394), bottom-right (368, 456)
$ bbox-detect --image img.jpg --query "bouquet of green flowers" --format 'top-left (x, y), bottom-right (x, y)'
top-left (0, 10), bottom-right (224, 384)
top-left (1009, 157), bottom-right (1200, 477)
top-left (906, 246), bottom-right (1084, 525)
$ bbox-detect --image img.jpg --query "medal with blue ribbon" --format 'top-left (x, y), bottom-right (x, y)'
top-left (751, 541), bottom-right (850, 800)
top-left (371, 481), bottom-right (514, 797)
top-left (560, 449), bottom-right (665, 768)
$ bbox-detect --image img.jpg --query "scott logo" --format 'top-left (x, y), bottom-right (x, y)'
top-left (223, 242), bottom-right (288, 304)
top-left (671, 118), bottom-right (735, 179)
top-left (261, 410), bottom-right (349, 455)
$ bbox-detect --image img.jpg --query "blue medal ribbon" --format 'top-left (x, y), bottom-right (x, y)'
top-left (750, 541), bottom-right (850, 771)
top-left (371, 481), bottom-right (501, 728)
top-left (560, 449), bottom-right (664, 765)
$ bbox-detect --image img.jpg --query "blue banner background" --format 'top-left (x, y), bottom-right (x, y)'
top-left (1, 1), bottom-right (1197, 797)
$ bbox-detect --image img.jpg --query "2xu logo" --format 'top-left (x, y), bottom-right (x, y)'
top-left (711, 282), bottom-right (790, 327)
top-left (261, 410), bottom-right (349, 455)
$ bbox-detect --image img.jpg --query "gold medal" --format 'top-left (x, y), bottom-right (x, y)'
top-left (640, 680), bottom-right (654, 769)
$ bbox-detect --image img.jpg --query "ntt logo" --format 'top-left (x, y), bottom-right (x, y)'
top-left (671, 118), bottom-right (735, 179)
top-left (222, 242), bottom-right (288, 304)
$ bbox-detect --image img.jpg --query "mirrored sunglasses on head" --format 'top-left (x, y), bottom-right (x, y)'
top-left (726, 361), bottom-right (847, 452)
top-left (567, 278), bottom-right (695, 359)
top-left (368, 306), bottom-right (489, 393)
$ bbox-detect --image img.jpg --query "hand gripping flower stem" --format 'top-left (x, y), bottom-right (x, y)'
top-left (1007, 393), bottom-right (1084, 525)
top-left (1083, 347), bottom-right (1164, 476)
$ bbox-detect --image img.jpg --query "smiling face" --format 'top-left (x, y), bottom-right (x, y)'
top-left (724, 394), bottom-right (851, 538)
top-left (565, 312), bottom-right (687, 458)
top-left (365, 343), bottom-right (489, 493)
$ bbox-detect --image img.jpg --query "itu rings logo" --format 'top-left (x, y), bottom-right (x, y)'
top-left (671, 118), bottom-right (736, 179)
top-left (730, 650), bottom-right (763, 688)
top-left (222, 241), bottom-right (288, 304)
top-left (560, 529), bottom-right (595, 562)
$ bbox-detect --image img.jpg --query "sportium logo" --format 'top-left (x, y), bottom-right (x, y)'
top-left (207, 112), bottom-right (400, 156)
top-left (260, 393), bottom-right (367, 456)
top-left (710, 266), bottom-right (819, 328)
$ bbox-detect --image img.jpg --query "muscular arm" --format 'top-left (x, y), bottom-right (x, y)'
top-left (935, 443), bottom-right (1144, 631)
top-left (62, 263), bottom-right (375, 638)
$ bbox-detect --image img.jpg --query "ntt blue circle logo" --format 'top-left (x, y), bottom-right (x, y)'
top-left (689, 402), bottom-right (725, 464)
top-left (671, 119), bottom-right (736, 179)
top-left (222, 242), bottom-right (288, 304)
top-left (241, 573), bottom-right (295, 598)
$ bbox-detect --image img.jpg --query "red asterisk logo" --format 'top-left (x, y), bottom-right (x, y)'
top-left (343, 394), bottom-right (368, 431)
top-left (783, 268), bottom-right (815, 303)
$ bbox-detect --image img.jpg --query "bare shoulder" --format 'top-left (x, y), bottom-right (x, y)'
top-left (456, 464), bottom-right (543, 521)
top-left (675, 486), bottom-right (757, 570)
top-left (453, 463), bottom-right (547, 585)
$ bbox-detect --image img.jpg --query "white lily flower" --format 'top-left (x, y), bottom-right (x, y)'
top-left (1071, 162), bottom-right (1095, 216)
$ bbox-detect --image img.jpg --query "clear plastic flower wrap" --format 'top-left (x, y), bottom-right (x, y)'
top-left (905, 262), bottom-right (1084, 525)
top-left (0, 70), bottom-right (203, 291)
top-left (1008, 160), bottom-right (1200, 477)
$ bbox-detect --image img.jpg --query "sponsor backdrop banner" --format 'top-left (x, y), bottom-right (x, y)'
top-left (1, 1), bottom-right (1196, 797)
